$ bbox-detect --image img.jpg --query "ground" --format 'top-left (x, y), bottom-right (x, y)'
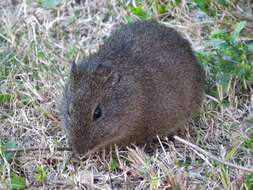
top-left (0, 0), bottom-right (253, 189)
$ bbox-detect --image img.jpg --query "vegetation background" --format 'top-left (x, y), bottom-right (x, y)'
top-left (0, 0), bottom-right (253, 189)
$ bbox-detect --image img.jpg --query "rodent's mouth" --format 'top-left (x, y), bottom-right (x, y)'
top-left (70, 141), bottom-right (100, 155)
top-left (69, 133), bottom-right (122, 155)
top-left (69, 140), bottom-right (89, 155)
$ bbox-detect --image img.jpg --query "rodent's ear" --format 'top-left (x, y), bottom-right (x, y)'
top-left (94, 64), bottom-right (120, 86)
top-left (70, 61), bottom-right (83, 81)
top-left (94, 64), bottom-right (112, 78)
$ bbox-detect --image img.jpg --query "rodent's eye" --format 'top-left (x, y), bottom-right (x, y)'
top-left (93, 105), bottom-right (102, 121)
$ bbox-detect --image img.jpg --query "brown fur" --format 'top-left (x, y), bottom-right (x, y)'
top-left (63, 21), bottom-right (205, 154)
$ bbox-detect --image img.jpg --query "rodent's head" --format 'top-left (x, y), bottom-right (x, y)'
top-left (63, 60), bottom-right (121, 155)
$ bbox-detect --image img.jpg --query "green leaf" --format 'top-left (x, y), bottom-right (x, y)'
top-left (216, 72), bottom-right (231, 87)
top-left (1, 141), bottom-right (17, 162)
top-left (217, 0), bottom-right (228, 7)
top-left (155, 1), bottom-right (167, 15)
top-left (247, 42), bottom-right (253, 52)
top-left (210, 29), bottom-right (227, 39)
top-left (37, 51), bottom-right (46, 60)
top-left (129, 5), bottom-right (149, 20)
top-left (225, 146), bottom-right (237, 160)
top-left (244, 173), bottom-right (253, 190)
top-left (193, 0), bottom-right (216, 16)
top-left (65, 46), bottom-right (78, 59)
top-left (220, 166), bottom-right (229, 188)
top-left (38, 0), bottom-right (62, 9)
top-left (122, 15), bottom-right (135, 24)
top-left (109, 159), bottom-right (119, 172)
top-left (175, 0), bottom-right (182, 5)
top-left (10, 173), bottom-right (26, 190)
top-left (207, 39), bottom-right (226, 48)
top-left (150, 177), bottom-right (159, 189)
top-left (243, 133), bottom-right (253, 150)
top-left (34, 165), bottom-right (48, 181)
top-left (0, 94), bottom-right (15, 105)
top-left (231, 21), bottom-right (246, 42)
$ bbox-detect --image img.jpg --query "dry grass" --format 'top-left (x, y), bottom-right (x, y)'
top-left (0, 0), bottom-right (253, 189)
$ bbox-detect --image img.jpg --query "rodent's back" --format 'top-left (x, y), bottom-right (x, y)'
top-left (99, 21), bottom-right (204, 135)
top-left (99, 21), bottom-right (194, 63)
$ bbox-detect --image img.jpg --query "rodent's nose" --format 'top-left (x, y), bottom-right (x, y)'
top-left (67, 132), bottom-right (90, 155)
top-left (69, 139), bottom-right (89, 155)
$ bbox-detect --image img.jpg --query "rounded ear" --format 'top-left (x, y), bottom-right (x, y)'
top-left (94, 64), bottom-right (120, 86)
top-left (70, 61), bottom-right (83, 81)
top-left (94, 64), bottom-right (112, 78)
top-left (70, 61), bottom-right (77, 74)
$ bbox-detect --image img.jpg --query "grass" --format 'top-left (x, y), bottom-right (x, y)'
top-left (0, 0), bottom-right (253, 189)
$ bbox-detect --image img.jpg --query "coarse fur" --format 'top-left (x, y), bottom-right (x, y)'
top-left (63, 21), bottom-right (205, 155)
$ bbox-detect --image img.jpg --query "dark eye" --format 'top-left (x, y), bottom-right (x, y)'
top-left (93, 105), bottom-right (102, 121)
